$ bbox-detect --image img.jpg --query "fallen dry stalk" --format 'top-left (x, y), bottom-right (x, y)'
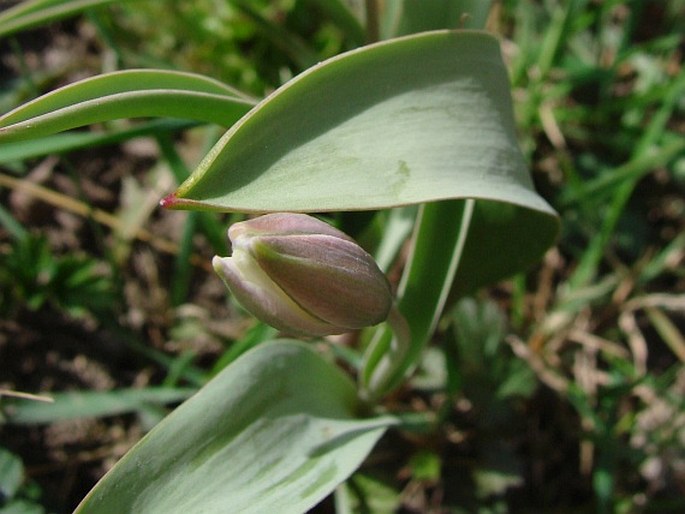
top-left (0, 172), bottom-right (211, 271)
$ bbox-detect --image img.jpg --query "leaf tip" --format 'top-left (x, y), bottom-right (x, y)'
top-left (159, 192), bottom-right (180, 209)
top-left (160, 192), bottom-right (200, 210)
top-left (160, 192), bottom-right (213, 211)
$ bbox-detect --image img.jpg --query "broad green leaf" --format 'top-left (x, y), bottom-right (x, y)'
top-left (453, 199), bottom-right (559, 296)
top-left (75, 341), bottom-right (396, 514)
top-left (0, 0), bottom-right (122, 39)
top-left (0, 70), bottom-right (256, 143)
top-left (2, 388), bottom-right (196, 424)
top-left (165, 30), bottom-right (555, 222)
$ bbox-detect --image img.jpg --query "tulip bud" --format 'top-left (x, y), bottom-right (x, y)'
top-left (212, 213), bottom-right (393, 337)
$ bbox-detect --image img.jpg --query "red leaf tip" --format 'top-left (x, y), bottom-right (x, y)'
top-left (160, 193), bottom-right (178, 209)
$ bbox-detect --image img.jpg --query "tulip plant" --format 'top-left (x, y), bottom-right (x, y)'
top-left (0, 1), bottom-right (559, 512)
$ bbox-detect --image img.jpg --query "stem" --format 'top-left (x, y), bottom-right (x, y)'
top-left (364, 0), bottom-right (379, 43)
top-left (360, 304), bottom-right (411, 403)
top-left (359, 200), bottom-right (474, 402)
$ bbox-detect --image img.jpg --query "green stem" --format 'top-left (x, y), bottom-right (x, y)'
top-left (364, 0), bottom-right (379, 43)
top-left (359, 200), bottom-right (474, 402)
top-left (360, 304), bottom-right (411, 403)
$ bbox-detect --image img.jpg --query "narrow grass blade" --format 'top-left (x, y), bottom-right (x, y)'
top-left (307, 0), bottom-right (365, 45)
top-left (0, 203), bottom-right (28, 240)
top-left (2, 388), bottom-right (196, 424)
top-left (229, 0), bottom-right (320, 69)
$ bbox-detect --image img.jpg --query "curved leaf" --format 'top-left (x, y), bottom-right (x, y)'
top-left (361, 200), bottom-right (472, 398)
top-left (166, 30), bottom-right (555, 220)
top-left (0, 0), bottom-right (122, 39)
top-left (0, 119), bottom-right (196, 164)
top-left (0, 70), bottom-right (256, 142)
top-left (381, 0), bottom-right (494, 38)
top-left (75, 341), bottom-right (396, 514)
top-left (361, 199), bottom-right (559, 399)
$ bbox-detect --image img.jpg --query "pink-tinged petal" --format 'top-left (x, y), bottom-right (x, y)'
top-left (214, 213), bottom-right (393, 337)
top-left (212, 254), bottom-right (340, 336)
top-left (252, 235), bottom-right (392, 329)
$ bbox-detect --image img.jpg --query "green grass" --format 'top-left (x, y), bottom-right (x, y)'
top-left (1, 1), bottom-right (683, 512)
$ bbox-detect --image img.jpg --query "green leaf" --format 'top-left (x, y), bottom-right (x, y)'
top-left (361, 199), bottom-right (557, 399)
top-left (166, 30), bottom-right (555, 221)
top-left (0, 0), bottom-right (122, 39)
top-left (0, 499), bottom-right (46, 514)
top-left (74, 341), bottom-right (396, 514)
top-left (0, 203), bottom-right (28, 240)
top-left (0, 119), bottom-right (196, 165)
top-left (0, 447), bottom-right (24, 501)
top-left (360, 200), bottom-right (474, 398)
top-left (452, 200), bottom-right (558, 295)
top-left (0, 70), bottom-right (256, 143)
top-left (2, 388), bottom-right (196, 424)
top-left (335, 472), bottom-right (401, 514)
top-left (162, 30), bottom-right (558, 401)
top-left (381, 0), bottom-right (494, 38)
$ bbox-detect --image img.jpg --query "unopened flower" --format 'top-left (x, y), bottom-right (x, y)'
top-left (212, 213), bottom-right (393, 336)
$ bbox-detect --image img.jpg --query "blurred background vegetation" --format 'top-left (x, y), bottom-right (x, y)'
top-left (0, 0), bottom-right (684, 513)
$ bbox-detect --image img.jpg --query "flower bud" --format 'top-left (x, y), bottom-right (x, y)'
top-left (212, 213), bottom-right (393, 336)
